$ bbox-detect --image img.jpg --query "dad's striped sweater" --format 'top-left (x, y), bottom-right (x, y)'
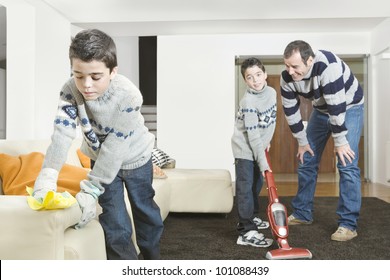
top-left (280, 50), bottom-right (364, 147)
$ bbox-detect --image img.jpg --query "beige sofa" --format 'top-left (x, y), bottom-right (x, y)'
top-left (0, 139), bottom-right (233, 260)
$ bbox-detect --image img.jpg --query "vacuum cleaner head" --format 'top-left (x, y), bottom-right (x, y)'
top-left (266, 200), bottom-right (313, 260)
top-left (264, 150), bottom-right (312, 260)
top-left (266, 247), bottom-right (313, 260)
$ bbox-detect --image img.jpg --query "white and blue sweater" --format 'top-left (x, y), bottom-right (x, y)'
top-left (42, 74), bottom-right (155, 189)
top-left (231, 85), bottom-right (277, 171)
top-left (280, 50), bottom-right (364, 147)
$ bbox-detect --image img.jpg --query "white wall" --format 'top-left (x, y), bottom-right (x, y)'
top-left (371, 18), bottom-right (390, 55)
top-left (1, 0), bottom-right (35, 139)
top-left (114, 36), bottom-right (139, 88)
top-left (370, 20), bottom-right (390, 186)
top-left (157, 32), bottom-right (370, 178)
top-left (32, 0), bottom-right (71, 139)
top-left (370, 54), bottom-right (390, 186)
top-left (0, 0), bottom-right (70, 140)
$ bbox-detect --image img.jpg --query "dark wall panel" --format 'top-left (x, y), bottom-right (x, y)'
top-left (139, 36), bottom-right (157, 105)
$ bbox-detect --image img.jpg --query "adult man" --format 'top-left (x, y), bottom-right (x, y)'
top-left (280, 40), bottom-right (364, 241)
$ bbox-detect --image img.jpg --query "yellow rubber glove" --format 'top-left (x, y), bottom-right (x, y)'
top-left (26, 186), bottom-right (77, 210)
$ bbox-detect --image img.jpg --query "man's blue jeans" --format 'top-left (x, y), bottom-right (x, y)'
top-left (97, 158), bottom-right (164, 259)
top-left (291, 104), bottom-right (364, 230)
top-left (235, 158), bottom-right (264, 234)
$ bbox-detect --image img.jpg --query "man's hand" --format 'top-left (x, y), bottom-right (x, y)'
top-left (75, 180), bottom-right (102, 229)
top-left (334, 143), bottom-right (355, 167)
top-left (297, 144), bottom-right (314, 164)
top-left (33, 168), bottom-right (59, 202)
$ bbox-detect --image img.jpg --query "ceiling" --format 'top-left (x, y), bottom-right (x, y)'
top-left (1, 0), bottom-right (390, 61)
top-left (42, 0), bottom-right (389, 36)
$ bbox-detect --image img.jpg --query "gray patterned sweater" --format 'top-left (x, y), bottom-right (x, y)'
top-left (42, 74), bottom-right (155, 189)
top-left (231, 85), bottom-right (277, 171)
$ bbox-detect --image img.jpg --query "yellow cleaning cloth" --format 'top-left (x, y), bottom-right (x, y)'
top-left (26, 186), bottom-right (77, 210)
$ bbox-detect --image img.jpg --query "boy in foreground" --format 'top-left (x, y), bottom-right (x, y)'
top-left (33, 29), bottom-right (163, 259)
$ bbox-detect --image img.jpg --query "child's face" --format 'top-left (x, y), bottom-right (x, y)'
top-left (244, 66), bottom-right (267, 91)
top-left (71, 58), bottom-right (117, 101)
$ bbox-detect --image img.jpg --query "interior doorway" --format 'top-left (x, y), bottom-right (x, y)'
top-left (235, 55), bottom-right (368, 179)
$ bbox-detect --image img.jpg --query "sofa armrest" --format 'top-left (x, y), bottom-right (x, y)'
top-left (0, 195), bottom-right (81, 259)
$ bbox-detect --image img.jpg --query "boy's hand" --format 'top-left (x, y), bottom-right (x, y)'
top-left (75, 192), bottom-right (97, 229)
top-left (33, 168), bottom-right (59, 202)
top-left (74, 180), bottom-right (102, 229)
top-left (262, 168), bottom-right (272, 178)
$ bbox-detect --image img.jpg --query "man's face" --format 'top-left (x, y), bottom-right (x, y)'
top-left (71, 58), bottom-right (117, 101)
top-left (284, 51), bottom-right (313, 81)
top-left (244, 65), bottom-right (267, 91)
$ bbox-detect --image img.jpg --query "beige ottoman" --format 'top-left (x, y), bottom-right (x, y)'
top-left (163, 169), bottom-right (233, 213)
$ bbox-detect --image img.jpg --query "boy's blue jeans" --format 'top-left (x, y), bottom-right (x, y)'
top-left (235, 158), bottom-right (264, 234)
top-left (97, 158), bottom-right (164, 260)
top-left (291, 104), bottom-right (364, 231)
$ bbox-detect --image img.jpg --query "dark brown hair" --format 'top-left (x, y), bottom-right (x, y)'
top-left (283, 40), bottom-right (315, 65)
top-left (69, 29), bottom-right (117, 72)
top-left (240, 57), bottom-right (266, 78)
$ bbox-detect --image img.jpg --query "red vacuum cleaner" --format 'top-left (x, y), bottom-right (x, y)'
top-left (264, 150), bottom-right (312, 260)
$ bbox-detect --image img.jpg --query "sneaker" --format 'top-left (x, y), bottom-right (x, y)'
top-left (237, 230), bottom-right (273, 248)
top-left (287, 214), bottom-right (313, 225)
top-left (331, 226), bottom-right (357, 241)
top-left (253, 217), bottom-right (270, 229)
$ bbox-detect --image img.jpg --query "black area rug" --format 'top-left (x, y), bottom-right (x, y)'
top-left (160, 196), bottom-right (390, 260)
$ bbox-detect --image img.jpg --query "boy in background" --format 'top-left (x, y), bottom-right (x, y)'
top-left (33, 29), bottom-right (163, 259)
top-left (231, 57), bottom-right (277, 247)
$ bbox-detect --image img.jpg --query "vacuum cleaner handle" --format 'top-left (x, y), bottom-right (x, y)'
top-left (264, 148), bottom-right (272, 170)
top-left (264, 149), bottom-right (278, 203)
top-left (263, 149), bottom-right (313, 259)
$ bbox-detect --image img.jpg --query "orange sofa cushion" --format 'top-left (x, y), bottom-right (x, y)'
top-left (0, 152), bottom-right (87, 196)
top-left (77, 149), bottom-right (91, 169)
